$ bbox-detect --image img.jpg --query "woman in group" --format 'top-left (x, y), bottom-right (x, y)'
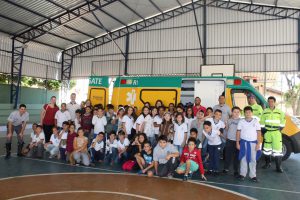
top-left (40, 96), bottom-right (59, 143)
top-left (72, 128), bottom-right (90, 166)
top-left (122, 106), bottom-right (136, 140)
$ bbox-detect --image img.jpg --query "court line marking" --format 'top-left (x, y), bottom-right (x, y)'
top-left (12, 156), bottom-right (300, 195)
top-left (0, 171), bottom-right (254, 200)
top-left (7, 190), bottom-right (157, 200)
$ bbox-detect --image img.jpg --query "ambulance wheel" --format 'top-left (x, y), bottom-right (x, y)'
top-left (282, 137), bottom-right (292, 161)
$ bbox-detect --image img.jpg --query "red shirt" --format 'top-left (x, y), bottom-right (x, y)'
top-left (66, 132), bottom-right (77, 153)
top-left (81, 114), bottom-right (93, 132)
top-left (180, 146), bottom-right (205, 175)
top-left (43, 104), bottom-right (59, 125)
top-left (193, 105), bottom-right (206, 117)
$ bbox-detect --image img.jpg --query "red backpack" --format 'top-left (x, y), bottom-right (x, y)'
top-left (122, 160), bottom-right (136, 171)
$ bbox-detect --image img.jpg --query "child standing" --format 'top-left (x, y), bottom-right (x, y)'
top-left (203, 120), bottom-right (222, 174)
top-left (74, 109), bottom-right (81, 131)
top-left (122, 106), bottom-right (135, 140)
top-left (159, 112), bottom-right (174, 143)
top-left (173, 113), bottom-right (188, 155)
top-left (142, 107), bottom-right (156, 145)
top-left (92, 108), bottom-right (107, 139)
top-left (223, 106), bottom-right (241, 177)
top-left (236, 106), bottom-right (261, 182)
top-left (66, 124), bottom-right (77, 162)
top-left (58, 121), bottom-right (69, 161)
top-left (176, 138), bottom-right (206, 181)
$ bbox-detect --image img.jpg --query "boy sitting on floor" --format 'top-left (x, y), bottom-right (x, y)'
top-left (89, 132), bottom-right (105, 164)
top-left (27, 125), bottom-right (45, 158)
top-left (135, 141), bottom-right (155, 177)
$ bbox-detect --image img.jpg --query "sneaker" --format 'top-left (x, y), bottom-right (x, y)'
top-left (223, 169), bottom-right (229, 174)
top-left (183, 175), bottom-right (188, 181)
top-left (207, 170), bottom-right (213, 175)
top-left (251, 177), bottom-right (259, 183)
top-left (167, 173), bottom-right (173, 179)
top-left (137, 170), bottom-right (144, 175)
top-left (188, 172), bottom-right (193, 179)
top-left (237, 175), bottom-right (245, 181)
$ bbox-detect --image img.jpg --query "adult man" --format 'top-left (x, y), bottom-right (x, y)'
top-left (5, 104), bottom-right (29, 159)
top-left (260, 96), bottom-right (286, 173)
top-left (67, 93), bottom-right (80, 122)
top-left (193, 97), bottom-right (206, 117)
top-left (213, 95), bottom-right (231, 123)
top-left (247, 93), bottom-right (263, 121)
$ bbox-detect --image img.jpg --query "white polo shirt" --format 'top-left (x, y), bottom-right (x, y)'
top-left (134, 114), bottom-right (146, 131)
top-left (117, 138), bottom-right (130, 150)
top-left (122, 115), bottom-right (134, 135)
top-left (173, 122), bottom-right (188, 146)
top-left (50, 134), bottom-right (60, 147)
top-left (31, 132), bottom-right (45, 144)
top-left (67, 102), bottom-right (81, 121)
top-left (203, 129), bottom-right (222, 145)
top-left (153, 115), bottom-right (163, 135)
top-left (237, 118), bottom-right (261, 141)
top-left (92, 115), bottom-right (107, 134)
top-left (55, 110), bottom-right (71, 128)
top-left (92, 139), bottom-right (105, 151)
top-left (205, 117), bottom-right (225, 132)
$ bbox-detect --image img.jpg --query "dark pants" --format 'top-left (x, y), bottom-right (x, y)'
top-left (59, 147), bottom-right (66, 161)
top-left (43, 124), bottom-right (54, 143)
top-left (105, 148), bottom-right (118, 164)
top-left (207, 144), bottom-right (221, 172)
top-left (157, 157), bottom-right (179, 177)
top-left (224, 139), bottom-right (239, 173)
top-left (27, 143), bottom-right (44, 158)
top-left (90, 148), bottom-right (105, 162)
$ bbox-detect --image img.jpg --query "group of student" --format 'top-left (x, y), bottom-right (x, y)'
top-left (5, 92), bottom-right (286, 182)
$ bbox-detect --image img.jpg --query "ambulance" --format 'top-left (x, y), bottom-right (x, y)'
top-left (88, 65), bottom-right (300, 160)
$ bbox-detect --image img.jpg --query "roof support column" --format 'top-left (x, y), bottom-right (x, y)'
top-left (61, 51), bottom-right (73, 103)
top-left (124, 34), bottom-right (130, 75)
top-left (10, 39), bottom-right (24, 109)
top-left (203, 0), bottom-right (207, 65)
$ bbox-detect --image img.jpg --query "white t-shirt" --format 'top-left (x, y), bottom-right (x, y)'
top-left (66, 102), bottom-right (81, 121)
top-left (50, 134), bottom-right (60, 147)
top-left (117, 138), bottom-right (130, 150)
top-left (134, 115), bottom-right (145, 131)
top-left (185, 117), bottom-right (194, 136)
top-left (122, 115), bottom-right (134, 135)
top-left (92, 115), bottom-right (107, 134)
top-left (92, 139), bottom-right (104, 151)
top-left (74, 118), bottom-right (81, 131)
top-left (143, 115), bottom-right (155, 137)
top-left (106, 139), bottom-right (118, 153)
top-left (203, 130), bottom-right (222, 145)
top-left (59, 131), bottom-right (68, 148)
top-left (31, 132), bottom-right (45, 144)
top-left (237, 118), bottom-right (261, 141)
top-left (153, 115), bottom-right (163, 135)
top-left (173, 123), bottom-right (188, 145)
top-left (205, 117), bottom-right (225, 132)
top-left (55, 110), bottom-right (71, 128)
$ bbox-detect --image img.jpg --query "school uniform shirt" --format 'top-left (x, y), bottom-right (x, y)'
top-left (153, 115), bottom-right (163, 135)
top-left (122, 115), bottom-right (134, 135)
top-left (117, 138), bottom-right (130, 150)
top-left (144, 115), bottom-right (155, 138)
top-left (59, 131), bottom-right (68, 148)
top-left (202, 130), bottom-right (222, 146)
top-left (153, 143), bottom-right (178, 164)
top-left (173, 123), bottom-right (188, 146)
top-left (205, 117), bottom-right (225, 132)
top-left (7, 111), bottom-right (29, 126)
top-left (134, 114), bottom-right (146, 131)
top-left (237, 118), bottom-right (261, 141)
top-left (92, 115), bottom-right (107, 134)
top-left (55, 110), bottom-right (71, 128)
top-left (106, 139), bottom-right (118, 154)
top-left (227, 118), bottom-right (240, 141)
top-left (66, 102), bottom-right (81, 121)
top-left (74, 118), bottom-right (81, 131)
top-left (213, 104), bottom-right (231, 123)
top-left (50, 134), bottom-right (60, 147)
top-left (185, 117), bottom-right (194, 136)
top-left (31, 132), bottom-right (45, 144)
top-left (180, 146), bottom-right (205, 175)
top-left (92, 139), bottom-right (105, 151)
top-left (141, 150), bottom-right (153, 164)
